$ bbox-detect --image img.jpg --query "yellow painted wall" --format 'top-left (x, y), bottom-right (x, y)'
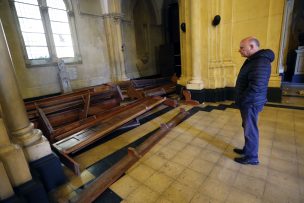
top-left (232, 0), bottom-right (284, 76)
top-left (179, 0), bottom-right (285, 89)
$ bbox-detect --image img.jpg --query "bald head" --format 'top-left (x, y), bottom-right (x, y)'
top-left (239, 36), bottom-right (260, 58)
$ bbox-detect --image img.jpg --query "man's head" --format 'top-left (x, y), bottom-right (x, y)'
top-left (239, 36), bottom-right (260, 58)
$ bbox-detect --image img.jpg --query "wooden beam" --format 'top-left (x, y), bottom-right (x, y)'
top-left (73, 108), bottom-right (189, 203)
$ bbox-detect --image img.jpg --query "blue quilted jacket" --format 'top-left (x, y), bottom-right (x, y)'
top-left (235, 49), bottom-right (275, 107)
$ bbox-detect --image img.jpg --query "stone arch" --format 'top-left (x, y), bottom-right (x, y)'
top-left (128, 0), bottom-right (160, 25)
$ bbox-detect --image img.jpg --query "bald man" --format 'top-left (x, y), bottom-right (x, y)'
top-left (234, 37), bottom-right (274, 165)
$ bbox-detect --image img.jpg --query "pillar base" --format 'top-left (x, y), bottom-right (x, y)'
top-left (0, 144), bottom-right (32, 187)
top-left (120, 74), bottom-right (130, 81)
top-left (186, 80), bottom-right (204, 90)
top-left (30, 153), bottom-right (66, 192)
top-left (23, 136), bottom-right (52, 162)
top-left (11, 123), bottom-right (42, 147)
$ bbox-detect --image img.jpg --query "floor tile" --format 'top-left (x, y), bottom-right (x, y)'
top-left (159, 161), bottom-right (186, 179)
top-left (162, 181), bottom-right (196, 203)
top-left (263, 182), bottom-right (301, 203)
top-left (233, 173), bottom-right (266, 197)
top-left (166, 139), bottom-right (187, 151)
top-left (110, 175), bottom-right (140, 198)
top-left (199, 148), bottom-right (222, 163)
top-left (126, 184), bottom-right (159, 203)
top-left (156, 146), bottom-right (179, 160)
top-left (267, 169), bottom-right (300, 196)
top-left (177, 168), bottom-right (207, 189)
top-left (209, 166), bottom-right (238, 185)
top-left (127, 164), bottom-right (156, 183)
top-left (143, 154), bottom-right (168, 170)
top-left (226, 188), bottom-right (262, 203)
top-left (198, 177), bottom-right (232, 201)
top-left (217, 156), bottom-right (241, 171)
top-left (268, 157), bottom-right (298, 175)
top-left (171, 151), bottom-right (196, 166)
top-left (179, 144), bottom-right (202, 157)
top-left (190, 193), bottom-right (222, 203)
top-left (239, 164), bottom-right (269, 180)
top-left (145, 172), bottom-right (174, 193)
top-left (189, 158), bottom-right (215, 175)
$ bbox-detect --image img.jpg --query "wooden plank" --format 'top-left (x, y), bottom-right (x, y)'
top-left (37, 107), bottom-right (54, 141)
top-left (59, 97), bottom-right (165, 154)
top-left (52, 97), bottom-right (166, 175)
top-left (183, 90), bottom-right (199, 106)
top-left (52, 147), bottom-right (81, 176)
top-left (79, 92), bottom-right (91, 119)
top-left (53, 98), bottom-right (151, 141)
top-left (73, 108), bottom-right (188, 202)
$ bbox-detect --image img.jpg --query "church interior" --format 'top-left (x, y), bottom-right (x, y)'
top-left (0, 0), bottom-right (303, 202)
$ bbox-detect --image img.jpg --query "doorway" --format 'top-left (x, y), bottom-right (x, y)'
top-left (280, 0), bottom-right (304, 105)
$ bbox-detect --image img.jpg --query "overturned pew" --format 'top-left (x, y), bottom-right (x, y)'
top-left (25, 84), bottom-right (123, 143)
top-left (73, 108), bottom-right (189, 203)
top-left (52, 96), bottom-right (167, 175)
top-left (126, 77), bottom-right (176, 99)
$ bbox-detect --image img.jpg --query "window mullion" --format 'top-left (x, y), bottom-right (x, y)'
top-left (39, 0), bottom-right (57, 62)
top-left (9, 0), bottom-right (31, 62)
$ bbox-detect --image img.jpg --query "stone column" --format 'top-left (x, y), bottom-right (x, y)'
top-left (0, 20), bottom-right (52, 161)
top-left (100, 0), bottom-right (129, 81)
top-left (104, 15), bottom-right (129, 81)
top-left (186, 0), bottom-right (204, 90)
top-left (0, 118), bottom-right (32, 187)
top-left (0, 161), bottom-right (14, 200)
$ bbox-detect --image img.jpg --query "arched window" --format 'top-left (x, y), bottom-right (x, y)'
top-left (12, 0), bottom-right (81, 66)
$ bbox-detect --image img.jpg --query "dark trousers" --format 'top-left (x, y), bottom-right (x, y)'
top-left (240, 104), bottom-right (264, 161)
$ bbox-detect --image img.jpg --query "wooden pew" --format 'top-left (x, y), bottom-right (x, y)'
top-left (126, 77), bottom-right (177, 99)
top-left (52, 96), bottom-right (166, 175)
top-left (25, 84), bottom-right (123, 142)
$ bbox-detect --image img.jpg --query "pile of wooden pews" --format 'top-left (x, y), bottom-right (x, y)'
top-left (25, 83), bottom-right (169, 175)
top-left (25, 84), bottom-right (123, 143)
top-left (126, 77), bottom-right (176, 99)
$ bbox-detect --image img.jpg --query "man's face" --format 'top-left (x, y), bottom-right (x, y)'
top-left (239, 40), bottom-right (252, 58)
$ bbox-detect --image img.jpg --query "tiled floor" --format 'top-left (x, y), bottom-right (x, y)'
top-left (110, 105), bottom-right (304, 203)
top-left (52, 102), bottom-right (304, 203)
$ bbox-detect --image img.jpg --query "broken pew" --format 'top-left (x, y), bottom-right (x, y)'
top-left (73, 108), bottom-right (189, 202)
top-left (126, 77), bottom-right (177, 99)
top-left (52, 96), bottom-right (167, 175)
top-left (25, 84), bottom-right (123, 143)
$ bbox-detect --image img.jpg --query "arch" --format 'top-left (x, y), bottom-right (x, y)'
top-left (127, 0), bottom-right (160, 24)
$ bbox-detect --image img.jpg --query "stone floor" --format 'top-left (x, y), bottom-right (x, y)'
top-left (51, 102), bottom-right (304, 203)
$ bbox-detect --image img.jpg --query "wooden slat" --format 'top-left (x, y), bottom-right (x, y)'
top-left (56, 97), bottom-right (165, 154)
top-left (79, 92), bottom-right (91, 119)
top-left (52, 147), bottom-right (81, 176)
top-left (53, 98), bottom-right (150, 141)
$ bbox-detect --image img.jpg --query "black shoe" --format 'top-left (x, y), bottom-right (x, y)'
top-left (234, 157), bottom-right (259, 165)
top-left (233, 148), bottom-right (244, 155)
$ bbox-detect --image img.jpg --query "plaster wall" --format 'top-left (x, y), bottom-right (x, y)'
top-left (179, 0), bottom-right (285, 89)
top-left (0, 0), bottom-right (164, 99)
top-left (0, 0), bottom-right (111, 98)
top-left (122, 0), bottom-right (164, 78)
